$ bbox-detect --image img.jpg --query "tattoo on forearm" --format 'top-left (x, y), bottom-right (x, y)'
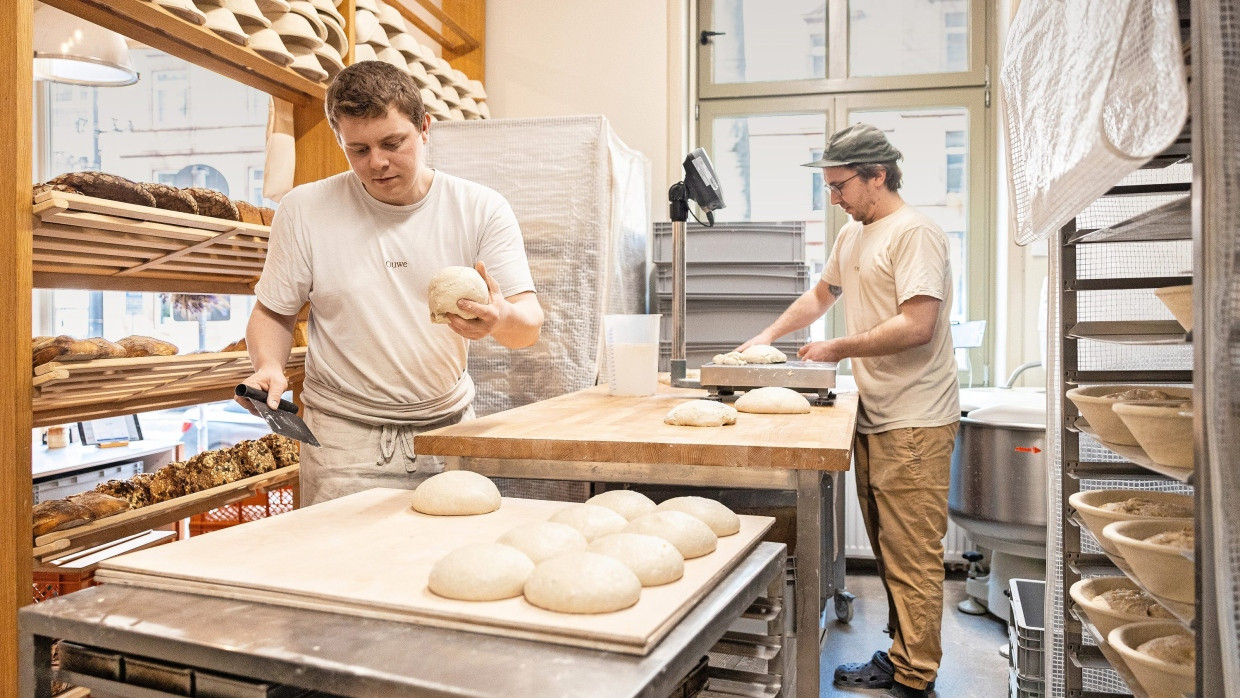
top-left (828, 285), bottom-right (843, 297)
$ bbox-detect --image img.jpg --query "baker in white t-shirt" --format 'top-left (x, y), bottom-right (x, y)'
top-left (738, 124), bottom-right (959, 698)
top-left (239, 61), bottom-right (544, 506)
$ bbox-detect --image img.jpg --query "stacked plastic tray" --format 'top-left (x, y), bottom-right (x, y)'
top-left (653, 221), bottom-right (810, 370)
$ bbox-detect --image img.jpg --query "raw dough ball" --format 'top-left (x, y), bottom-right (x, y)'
top-left (585, 489), bottom-right (657, 521)
top-left (1095, 588), bottom-right (1173, 618)
top-left (740, 345), bottom-right (787, 364)
top-left (735, 386), bottom-right (812, 414)
top-left (427, 543), bottom-right (533, 601)
top-left (523, 552), bottom-right (642, 614)
top-left (623, 510), bottom-right (718, 559)
top-left (1144, 527), bottom-right (1194, 550)
top-left (411, 470), bottom-right (501, 515)
top-left (588, 533), bottom-right (684, 586)
top-left (1099, 497), bottom-right (1192, 518)
top-left (655, 496), bottom-right (741, 537)
top-left (548, 503), bottom-right (629, 542)
top-left (1137, 634), bottom-right (1195, 666)
top-left (664, 400), bottom-right (737, 427)
top-left (712, 351), bottom-right (746, 365)
top-left (428, 265), bottom-right (489, 324)
top-left (497, 521), bottom-right (588, 563)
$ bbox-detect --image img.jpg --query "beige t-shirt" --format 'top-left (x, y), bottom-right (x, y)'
top-left (822, 204), bottom-right (959, 433)
top-left (255, 170), bottom-right (535, 420)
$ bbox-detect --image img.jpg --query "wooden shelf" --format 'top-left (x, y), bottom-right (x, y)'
top-left (32, 348), bottom-right (307, 428)
top-left (32, 465), bottom-right (299, 562)
top-left (33, 190), bottom-right (270, 294)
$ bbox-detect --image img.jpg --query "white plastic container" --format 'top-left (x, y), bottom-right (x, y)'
top-left (604, 314), bottom-right (661, 396)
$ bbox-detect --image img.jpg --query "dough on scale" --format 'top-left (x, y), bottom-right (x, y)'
top-left (427, 543), bottom-right (533, 601)
top-left (655, 496), bottom-right (741, 537)
top-left (663, 400), bottom-right (737, 427)
top-left (411, 470), bottom-right (502, 515)
top-left (497, 521), bottom-right (588, 563)
top-left (548, 503), bottom-right (629, 542)
top-left (523, 552), bottom-right (642, 614)
top-left (428, 265), bottom-right (489, 323)
top-left (623, 510), bottom-right (718, 559)
top-left (735, 386), bottom-right (812, 414)
top-left (588, 533), bottom-right (685, 586)
top-left (711, 351), bottom-right (746, 365)
top-left (740, 345), bottom-right (787, 364)
top-left (585, 489), bottom-right (657, 521)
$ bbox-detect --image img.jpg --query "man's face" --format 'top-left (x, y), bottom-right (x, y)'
top-left (825, 165), bottom-right (884, 224)
top-left (336, 104), bottom-right (430, 206)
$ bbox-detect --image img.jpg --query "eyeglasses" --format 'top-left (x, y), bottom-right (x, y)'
top-left (826, 172), bottom-right (860, 197)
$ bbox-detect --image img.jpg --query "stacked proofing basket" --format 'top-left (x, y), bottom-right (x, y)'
top-left (426, 116), bottom-right (650, 501)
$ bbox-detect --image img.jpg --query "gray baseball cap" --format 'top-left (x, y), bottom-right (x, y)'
top-left (802, 123), bottom-right (903, 168)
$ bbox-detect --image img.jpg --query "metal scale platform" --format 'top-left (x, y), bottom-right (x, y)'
top-left (699, 360), bottom-right (838, 405)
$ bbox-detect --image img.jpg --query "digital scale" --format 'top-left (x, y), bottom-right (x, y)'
top-left (698, 360), bottom-right (838, 405)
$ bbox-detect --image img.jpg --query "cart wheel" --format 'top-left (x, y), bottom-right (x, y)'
top-left (835, 591), bottom-right (856, 623)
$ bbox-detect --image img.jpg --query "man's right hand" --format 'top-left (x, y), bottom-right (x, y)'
top-left (236, 369), bottom-right (289, 416)
top-left (736, 333), bottom-right (774, 353)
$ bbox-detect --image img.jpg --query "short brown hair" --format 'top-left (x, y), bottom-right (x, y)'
top-left (853, 161), bottom-right (903, 192)
top-left (325, 61), bottom-right (425, 133)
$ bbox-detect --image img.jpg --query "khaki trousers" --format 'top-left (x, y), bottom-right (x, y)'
top-left (853, 422), bottom-right (959, 690)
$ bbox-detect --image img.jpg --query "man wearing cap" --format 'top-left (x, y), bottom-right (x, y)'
top-left (738, 123), bottom-right (959, 698)
top-left (239, 61), bottom-right (543, 505)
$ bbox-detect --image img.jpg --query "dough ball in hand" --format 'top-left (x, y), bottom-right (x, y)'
top-left (411, 470), bottom-right (501, 515)
top-left (623, 510), bottom-right (718, 559)
top-left (664, 400), bottom-right (737, 427)
top-left (735, 386), bottom-right (811, 414)
top-left (585, 489), bottom-right (657, 521)
top-left (739, 345), bottom-right (787, 364)
top-left (655, 496), bottom-right (741, 537)
top-left (588, 532), bottom-right (684, 586)
top-left (548, 503), bottom-right (628, 542)
top-left (523, 552), bottom-right (642, 614)
top-left (497, 521), bottom-right (588, 563)
top-left (428, 265), bottom-right (489, 324)
top-left (428, 542), bottom-right (533, 601)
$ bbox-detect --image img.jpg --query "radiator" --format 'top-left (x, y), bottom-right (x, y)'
top-left (843, 469), bottom-right (975, 563)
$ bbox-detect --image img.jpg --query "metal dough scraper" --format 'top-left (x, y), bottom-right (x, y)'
top-left (235, 384), bottom-right (321, 447)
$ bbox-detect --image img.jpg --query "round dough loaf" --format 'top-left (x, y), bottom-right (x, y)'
top-left (739, 345), bottom-right (787, 364)
top-left (427, 543), bottom-right (533, 601)
top-left (663, 400), bottom-right (737, 427)
top-left (523, 552), bottom-right (642, 614)
top-left (735, 386), bottom-right (812, 414)
top-left (623, 510), bottom-right (718, 559)
top-left (588, 532), bottom-right (684, 586)
top-left (585, 489), bottom-right (657, 521)
top-left (711, 351), bottom-right (746, 365)
top-left (547, 503), bottom-right (628, 542)
top-left (411, 470), bottom-right (502, 515)
top-left (428, 265), bottom-right (489, 324)
top-left (497, 521), bottom-right (588, 563)
top-left (655, 496), bottom-right (741, 537)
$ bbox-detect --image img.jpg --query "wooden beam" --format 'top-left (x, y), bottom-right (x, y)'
top-left (398, 0), bottom-right (481, 59)
top-left (292, 102), bottom-right (348, 186)
top-left (1, 0), bottom-right (34, 692)
top-left (441, 0), bottom-right (486, 82)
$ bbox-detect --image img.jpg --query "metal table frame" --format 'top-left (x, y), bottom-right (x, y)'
top-left (19, 543), bottom-right (787, 698)
top-left (443, 456), bottom-right (849, 698)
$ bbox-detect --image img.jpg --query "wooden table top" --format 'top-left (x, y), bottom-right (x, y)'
top-left (416, 384), bottom-right (857, 471)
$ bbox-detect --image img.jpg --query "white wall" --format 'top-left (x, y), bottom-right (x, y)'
top-left (484, 1), bottom-right (687, 218)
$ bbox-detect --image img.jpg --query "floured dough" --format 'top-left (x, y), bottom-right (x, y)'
top-left (411, 470), bottom-right (501, 515)
top-left (428, 265), bottom-right (489, 324)
top-left (1137, 634), bottom-right (1195, 666)
top-left (548, 503), bottom-right (629, 542)
top-left (427, 543), bottom-right (533, 601)
top-left (585, 489), bottom-right (657, 521)
top-left (735, 386), bottom-right (812, 414)
top-left (1099, 496), bottom-right (1191, 518)
top-left (1094, 588), bottom-right (1173, 618)
top-left (740, 345), bottom-right (787, 364)
top-left (588, 533), bottom-right (684, 586)
top-left (664, 400), bottom-right (737, 427)
top-left (712, 351), bottom-right (746, 365)
top-left (656, 496), bottom-right (741, 537)
top-left (623, 510), bottom-right (718, 559)
top-left (1144, 527), bottom-right (1194, 549)
top-left (523, 552), bottom-right (642, 614)
top-left (497, 521), bottom-right (588, 563)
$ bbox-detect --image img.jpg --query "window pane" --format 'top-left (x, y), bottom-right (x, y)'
top-left (849, 0), bottom-right (970, 77)
top-left (849, 109), bottom-right (970, 321)
top-left (711, 0), bottom-right (826, 84)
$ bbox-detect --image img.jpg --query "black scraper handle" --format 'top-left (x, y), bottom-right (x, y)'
top-left (236, 384), bottom-right (300, 414)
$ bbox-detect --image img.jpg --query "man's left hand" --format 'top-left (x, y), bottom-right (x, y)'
top-left (798, 339), bottom-right (846, 363)
top-left (448, 262), bottom-right (510, 340)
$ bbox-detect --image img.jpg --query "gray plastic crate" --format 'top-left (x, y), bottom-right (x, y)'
top-left (659, 341), bottom-right (804, 372)
top-left (652, 221), bottom-right (805, 263)
top-left (33, 460), bottom-right (143, 504)
top-left (656, 295), bottom-right (808, 345)
top-left (1009, 578), bottom-right (1045, 685)
top-left (654, 263), bottom-right (811, 296)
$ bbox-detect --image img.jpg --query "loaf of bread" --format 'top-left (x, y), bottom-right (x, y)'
top-left (234, 200), bottom-right (264, 224)
top-left (147, 463), bottom-right (188, 502)
top-left (221, 338), bottom-right (248, 352)
top-left (260, 433), bottom-right (300, 468)
top-left (46, 172), bottom-right (157, 208)
top-left (182, 451), bottom-right (224, 492)
top-left (32, 335), bottom-right (113, 367)
top-left (32, 182), bottom-right (80, 199)
top-left (259, 206), bottom-right (276, 225)
top-left (231, 439), bottom-right (278, 478)
top-left (117, 335), bottom-right (178, 358)
top-left (95, 473), bottom-right (154, 509)
top-left (67, 490), bottom-right (132, 518)
top-left (293, 320), bottom-right (309, 347)
top-left (32, 499), bottom-right (93, 536)
top-left (86, 337), bottom-right (127, 359)
top-left (140, 182), bottom-right (199, 214)
top-left (183, 187), bottom-right (239, 221)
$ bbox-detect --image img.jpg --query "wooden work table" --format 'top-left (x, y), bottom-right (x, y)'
top-left (415, 382), bottom-right (859, 697)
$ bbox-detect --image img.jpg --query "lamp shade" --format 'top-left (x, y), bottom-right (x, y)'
top-left (33, 2), bottom-right (138, 86)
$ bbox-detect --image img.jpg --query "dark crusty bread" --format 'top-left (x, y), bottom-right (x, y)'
top-left (67, 490), bottom-right (131, 518)
top-left (259, 433), bottom-right (300, 469)
top-left (147, 463), bottom-right (188, 503)
top-left (47, 172), bottom-right (157, 208)
top-left (140, 182), bottom-right (199, 214)
top-left (232, 439), bottom-right (278, 478)
top-left (95, 473), bottom-right (155, 509)
top-left (184, 187), bottom-right (239, 220)
top-left (32, 499), bottom-right (93, 537)
top-left (211, 448), bottom-right (246, 487)
top-left (234, 200), bottom-right (264, 224)
top-left (32, 182), bottom-right (81, 199)
top-left (118, 335), bottom-right (178, 357)
top-left (259, 206), bottom-right (276, 225)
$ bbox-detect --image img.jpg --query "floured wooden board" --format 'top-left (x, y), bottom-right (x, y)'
top-left (97, 488), bottom-right (774, 655)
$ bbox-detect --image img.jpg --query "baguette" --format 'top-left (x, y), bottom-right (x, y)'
top-left (118, 335), bottom-right (179, 358)
top-left (140, 182), bottom-right (199, 214)
top-left (66, 490), bottom-right (131, 518)
top-left (32, 335), bottom-right (107, 367)
top-left (86, 337), bottom-right (127, 359)
top-left (46, 172), bottom-right (157, 208)
top-left (32, 499), bottom-right (93, 537)
top-left (183, 187), bottom-right (239, 221)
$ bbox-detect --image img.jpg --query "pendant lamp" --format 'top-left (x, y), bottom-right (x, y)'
top-left (33, 2), bottom-right (139, 86)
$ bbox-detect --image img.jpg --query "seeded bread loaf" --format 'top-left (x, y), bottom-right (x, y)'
top-left (232, 439), bottom-right (278, 478)
top-left (32, 182), bottom-right (81, 199)
top-left (47, 172), bottom-right (157, 208)
top-left (260, 433), bottom-right (300, 468)
top-left (117, 335), bottom-right (179, 357)
top-left (183, 187), bottom-right (239, 220)
top-left (140, 182), bottom-right (199, 214)
top-left (147, 463), bottom-right (188, 502)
